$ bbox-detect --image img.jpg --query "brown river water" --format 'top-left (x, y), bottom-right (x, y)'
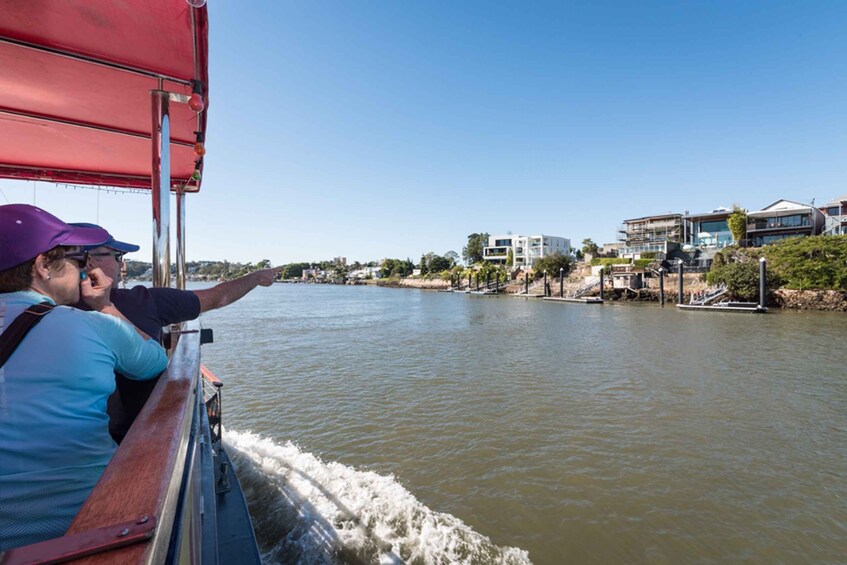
top-left (197, 283), bottom-right (847, 564)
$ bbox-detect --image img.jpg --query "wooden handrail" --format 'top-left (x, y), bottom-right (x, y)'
top-left (200, 364), bottom-right (222, 387)
top-left (65, 320), bottom-right (202, 564)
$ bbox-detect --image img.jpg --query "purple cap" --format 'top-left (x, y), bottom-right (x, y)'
top-left (0, 204), bottom-right (109, 270)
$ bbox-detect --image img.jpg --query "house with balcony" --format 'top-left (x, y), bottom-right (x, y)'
top-left (618, 213), bottom-right (683, 259)
top-left (682, 208), bottom-right (734, 249)
top-left (819, 194), bottom-right (847, 235)
top-left (483, 234), bottom-right (570, 269)
top-left (746, 199), bottom-right (824, 246)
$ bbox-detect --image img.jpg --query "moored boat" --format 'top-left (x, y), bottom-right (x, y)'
top-left (0, 2), bottom-right (261, 562)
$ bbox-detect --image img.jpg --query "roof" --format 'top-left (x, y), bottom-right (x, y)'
top-left (747, 199), bottom-right (817, 218)
top-left (0, 1), bottom-right (209, 191)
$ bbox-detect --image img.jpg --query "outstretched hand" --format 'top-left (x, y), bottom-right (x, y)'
top-left (253, 267), bottom-right (283, 287)
top-left (80, 267), bottom-right (113, 311)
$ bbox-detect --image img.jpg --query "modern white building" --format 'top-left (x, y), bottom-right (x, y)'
top-left (483, 234), bottom-right (570, 269)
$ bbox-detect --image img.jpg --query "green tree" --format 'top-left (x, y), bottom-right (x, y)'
top-left (532, 253), bottom-right (573, 280)
top-left (428, 254), bottom-right (452, 273)
top-left (728, 206), bottom-right (747, 245)
top-left (462, 233), bottom-right (489, 265)
top-left (506, 248), bottom-right (514, 267)
top-left (581, 238), bottom-right (599, 255)
top-left (419, 254), bottom-right (429, 276)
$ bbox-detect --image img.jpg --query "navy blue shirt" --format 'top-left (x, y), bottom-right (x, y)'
top-left (110, 286), bottom-right (201, 341)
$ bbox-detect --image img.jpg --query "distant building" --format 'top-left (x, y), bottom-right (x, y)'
top-left (483, 234), bottom-right (570, 269)
top-left (746, 199), bottom-right (825, 246)
top-left (618, 213), bottom-right (683, 259)
top-left (819, 194), bottom-right (847, 235)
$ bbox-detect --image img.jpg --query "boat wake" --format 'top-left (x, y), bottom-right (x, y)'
top-left (225, 429), bottom-right (532, 565)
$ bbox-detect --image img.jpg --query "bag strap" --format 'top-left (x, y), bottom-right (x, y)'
top-left (0, 302), bottom-right (55, 368)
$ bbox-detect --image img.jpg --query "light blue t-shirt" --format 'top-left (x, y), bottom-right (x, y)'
top-left (0, 290), bottom-right (168, 550)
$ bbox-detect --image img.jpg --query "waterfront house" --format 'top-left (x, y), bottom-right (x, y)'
top-left (819, 194), bottom-right (847, 235)
top-left (618, 213), bottom-right (683, 259)
top-left (483, 234), bottom-right (571, 269)
top-left (682, 208), bottom-right (734, 250)
top-left (746, 199), bottom-right (824, 246)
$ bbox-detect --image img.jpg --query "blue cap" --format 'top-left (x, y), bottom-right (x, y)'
top-left (70, 222), bottom-right (140, 253)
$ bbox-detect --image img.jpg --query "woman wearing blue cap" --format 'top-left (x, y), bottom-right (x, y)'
top-left (0, 204), bottom-right (168, 551)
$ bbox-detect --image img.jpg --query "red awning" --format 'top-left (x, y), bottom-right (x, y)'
top-left (0, 1), bottom-right (209, 191)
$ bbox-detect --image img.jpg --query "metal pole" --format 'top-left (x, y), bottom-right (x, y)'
top-left (559, 267), bottom-right (564, 297)
top-left (543, 272), bottom-right (548, 297)
top-left (599, 267), bottom-right (604, 301)
top-left (759, 257), bottom-right (766, 309)
top-left (151, 87), bottom-right (170, 288)
top-left (677, 259), bottom-right (684, 304)
top-left (176, 186), bottom-right (186, 290)
top-left (525, 273), bottom-right (529, 295)
top-left (659, 267), bottom-right (665, 306)
top-left (486, 271), bottom-right (490, 290)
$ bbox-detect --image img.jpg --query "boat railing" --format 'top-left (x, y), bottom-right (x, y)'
top-left (11, 320), bottom-right (205, 564)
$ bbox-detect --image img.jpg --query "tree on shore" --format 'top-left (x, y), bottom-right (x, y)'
top-left (532, 252), bottom-right (573, 280)
top-left (462, 233), bottom-right (489, 265)
top-left (581, 238), bottom-right (599, 256)
top-left (728, 206), bottom-right (747, 245)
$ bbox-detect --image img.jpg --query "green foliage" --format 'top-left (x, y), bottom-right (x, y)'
top-left (506, 248), bottom-right (514, 267)
top-left (419, 254), bottom-right (429, 276)
top-left (706, 257), bottom-right (763, 300)
top-left (764, 235), bottom-right (847, 290)
top-left (639, 252), bottom-right (658, 259)
top-left (590, 258), bottom-right (631, 266)
top-left (728, 206), bottom-right (747, 244)
top-left (380, 258), bottom-right (415, 278)
top-left (581, 238), bottom-right (599, 255)
top-left (462, 232), bottom-right (489, 265)
top-left (532, 253), bottom-right (573, 279)
top-left (633, 259), bottom-right (653, 268)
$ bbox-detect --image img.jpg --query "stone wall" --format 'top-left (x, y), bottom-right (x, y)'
top-left (773, 289), bottom-right (847, 311)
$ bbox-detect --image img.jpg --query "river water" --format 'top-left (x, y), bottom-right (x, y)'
top-left (197, 283), bottom-right (847, 564)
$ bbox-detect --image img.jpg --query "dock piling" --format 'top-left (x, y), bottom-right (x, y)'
top-left (559, 267), bottom-right (564, 297)
top-left (599, 267), bottom-right (605, 301)
top-left (659, 267), bottom-right (665, 306)
top-left (759, 257), bottom-right (766, 309)
top-left (677, 259), bottom-right (684, 304)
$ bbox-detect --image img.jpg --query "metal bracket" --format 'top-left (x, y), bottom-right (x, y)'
top-left (0, 515), bottom-right (157, 565)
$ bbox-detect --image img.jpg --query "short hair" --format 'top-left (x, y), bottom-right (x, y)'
top-left (0, 247), bottom-right (67, 292)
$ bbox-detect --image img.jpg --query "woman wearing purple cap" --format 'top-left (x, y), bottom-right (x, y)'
top-left (0, 204), bottom-right (168, 551)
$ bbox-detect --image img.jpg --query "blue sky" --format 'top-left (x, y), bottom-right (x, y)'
top-left (3, 0), bottom-right (847, 264)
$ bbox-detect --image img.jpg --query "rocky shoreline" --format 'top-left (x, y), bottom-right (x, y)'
top-left (375, 277), bottom-right (847, 311)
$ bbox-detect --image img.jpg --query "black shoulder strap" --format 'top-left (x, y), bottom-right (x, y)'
top-left (0, 302), bottom-right (55, 369)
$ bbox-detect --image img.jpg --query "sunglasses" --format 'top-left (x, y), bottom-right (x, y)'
top-left (89, 251), bottom-right (125, 263)
top-left (64, 251), bottom-right (89, 269)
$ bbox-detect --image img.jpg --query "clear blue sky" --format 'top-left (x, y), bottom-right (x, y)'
top-left (3, 0), bottom-right (847, 264)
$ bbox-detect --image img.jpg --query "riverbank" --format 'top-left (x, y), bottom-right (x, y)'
top-left (375, 276), bottom-right (847, 311)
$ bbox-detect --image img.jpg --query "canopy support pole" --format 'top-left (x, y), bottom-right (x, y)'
top-left (176, 187), bottom-right (186, 290)
top-left (151, 88), bottom-right (171, 288)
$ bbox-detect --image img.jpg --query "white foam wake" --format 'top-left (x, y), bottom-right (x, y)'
top-left (225, 429), bottom-right (532, 565)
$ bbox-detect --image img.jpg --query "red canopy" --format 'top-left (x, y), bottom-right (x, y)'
top-left (0, 1), bottom-right (209, 191)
